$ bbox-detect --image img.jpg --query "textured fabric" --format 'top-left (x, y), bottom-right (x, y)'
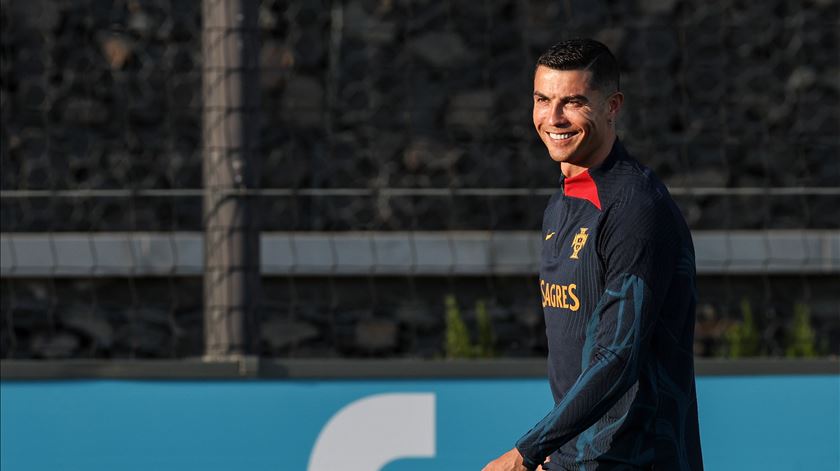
top-left (516, 139), bottom-right (703, 471)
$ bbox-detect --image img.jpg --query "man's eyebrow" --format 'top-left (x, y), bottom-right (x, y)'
top-left (532, 92), bottom-right (590, 103)
top-left (563, 94), bottom-right (589, 103)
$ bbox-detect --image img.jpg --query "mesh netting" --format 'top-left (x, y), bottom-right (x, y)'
top-left (1, 0), bottom-right (838, 359)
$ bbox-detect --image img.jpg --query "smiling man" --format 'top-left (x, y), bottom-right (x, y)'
top-left (482, 39), bottom-right (704, 471)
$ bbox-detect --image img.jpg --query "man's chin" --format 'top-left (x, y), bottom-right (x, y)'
top-left (548, 152), bottom-right (572, 163)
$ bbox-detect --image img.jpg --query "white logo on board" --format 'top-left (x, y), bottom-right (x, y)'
top-left (307, 393), bottom-right (436, 471)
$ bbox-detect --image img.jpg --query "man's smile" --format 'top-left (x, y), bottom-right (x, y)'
top-left (547, 131), bottom-right (579, 141)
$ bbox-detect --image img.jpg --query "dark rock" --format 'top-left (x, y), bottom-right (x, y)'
top-left (61, 307), bottom-right (114, 349)
top-left (285, 341), bottom-right (340, 358)
top-left (8, 0), bottom-right (60, 32)
top-left (564, 0), bottom-right (609, 29)
top-left (395, 302), bottom-right (440, 331)
top-left (408, 31), bottom-right (469, 68)
top-left (355, 318), bottom-right (399, 351)
top-left (401, 0), bottom-right (448, 32)
top-left (260, 40), bottom-right (295, 90)
top-left (128, 97), bottom-right (164, 126)
top-left (412, 331), bottom-right (444, 358)
top-left (0, 299), bottom-right (51, 332)
top-left (19, 280), bottom-right (51, 303)
top-left (125, 6), bottom-right (150, 33)
top-left (624, 29), bottom-right (668, 67)
top-left (344, 1), bottom-right (397, 44)
top-left (31, 332), bottom-right (80, 358)
top-left (281, 76), bottom-right (324, 127)
top-left (446, 90), bottom-right (494, 131)
top-left (292, 29), bottom-right (326, 69)
top-left (17, 82), bottom-right (48, 109)
top-left (133, 307), bottom-right (174, 326)
top-left (402, 137), bottom-right (460, 173)
top-left (786, 67), bottom-right (818, 93)
top-left (114, 323), bottom-right (171, 357)
top-left (685, 145), bottom-right (728, 187)
top-left (260, 318), bottom-right (320, 350)
top-left (62, 98), bottom-right (109, 126)
top-left (638, 0), bottom-right (678, 15)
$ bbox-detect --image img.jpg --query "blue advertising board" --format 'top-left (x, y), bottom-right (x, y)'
top-left (2, 375), bottom-right (838, 470)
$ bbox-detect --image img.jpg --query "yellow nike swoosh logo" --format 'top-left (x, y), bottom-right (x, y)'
top-left (545, 232), bottom-right (556, 241)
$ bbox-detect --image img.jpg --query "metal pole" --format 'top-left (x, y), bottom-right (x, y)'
top-left (202, 0), bottom-right (260, 359)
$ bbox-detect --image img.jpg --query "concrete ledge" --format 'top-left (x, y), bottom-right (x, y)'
top-left (2, 231), bottom-right (838, 277)
top-left (1, 358), bottom-right (838, 380)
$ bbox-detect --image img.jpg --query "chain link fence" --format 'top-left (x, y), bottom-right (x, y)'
top-left (1, 0), bottom-right (838, 359)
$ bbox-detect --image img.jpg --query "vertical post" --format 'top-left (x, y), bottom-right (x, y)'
top-left (202, 0), bottom-right (260, 359)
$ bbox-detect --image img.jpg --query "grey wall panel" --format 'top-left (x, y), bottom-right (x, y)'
top-left (1, 231), bottom-right (838, 277)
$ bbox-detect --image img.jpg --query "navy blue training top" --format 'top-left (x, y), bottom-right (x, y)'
top-left (515, 139), bottom-right (704, 470)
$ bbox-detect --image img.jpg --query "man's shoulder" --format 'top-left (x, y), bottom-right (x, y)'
top-left (600, 151), bottom-right (688, 236)
top-left (603, 154), bottom-right (671, 209)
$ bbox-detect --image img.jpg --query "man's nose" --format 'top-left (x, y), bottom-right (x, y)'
top-left (548, 104), bottom-right (570, 127)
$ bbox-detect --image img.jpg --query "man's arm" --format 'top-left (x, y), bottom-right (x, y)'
top-left (515, 198), bottom-right (680, 468)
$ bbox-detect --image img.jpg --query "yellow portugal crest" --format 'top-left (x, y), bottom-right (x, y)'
top-left (570, 228), bottom-right (589, 259)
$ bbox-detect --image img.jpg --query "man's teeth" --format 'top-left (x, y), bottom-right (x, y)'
top-left (548, 132), bottom-right (575, 140)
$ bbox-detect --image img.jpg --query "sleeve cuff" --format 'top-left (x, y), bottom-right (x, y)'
top-left (517, 447), bottom-right (540, 471)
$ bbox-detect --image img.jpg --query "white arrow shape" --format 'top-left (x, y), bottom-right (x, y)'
top-left (307, 393), bottom-right (436, 471)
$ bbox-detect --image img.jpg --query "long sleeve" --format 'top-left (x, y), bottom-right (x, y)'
top-left (516, 195), bottom-right (679, 469)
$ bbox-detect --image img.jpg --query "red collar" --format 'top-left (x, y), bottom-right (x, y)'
top-left (563, 170), bottom-right (602, 210)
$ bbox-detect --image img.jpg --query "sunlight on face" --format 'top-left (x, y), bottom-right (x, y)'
top-left (533, 66), bottom-right (622, 177)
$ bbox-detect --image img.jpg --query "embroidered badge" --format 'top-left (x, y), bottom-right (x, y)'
top-left (570, 228), bottom-right (589, 259)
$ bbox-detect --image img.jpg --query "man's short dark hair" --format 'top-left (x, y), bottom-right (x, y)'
top-left (536, 38), bottom-right (620, 92)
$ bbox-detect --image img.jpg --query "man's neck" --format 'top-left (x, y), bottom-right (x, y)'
top-left (560, 135), bottom-right (616, 178)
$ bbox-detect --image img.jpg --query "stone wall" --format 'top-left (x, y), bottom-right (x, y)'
top-left (2, 0), bottom-right (838, 232)
top-left (3, 275), bottom-right (839, 359)
top-left (1, 0), bottom-right (838, 359)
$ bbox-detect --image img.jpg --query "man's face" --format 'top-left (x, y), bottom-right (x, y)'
top-left (532, 66), bottom-right (622, 173)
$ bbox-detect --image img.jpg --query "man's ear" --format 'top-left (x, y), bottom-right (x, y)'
top-left (608, 91), bottom-right (624, 118)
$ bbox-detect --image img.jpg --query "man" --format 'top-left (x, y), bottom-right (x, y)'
top-left (482, 39), bottom-right (703, 470)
